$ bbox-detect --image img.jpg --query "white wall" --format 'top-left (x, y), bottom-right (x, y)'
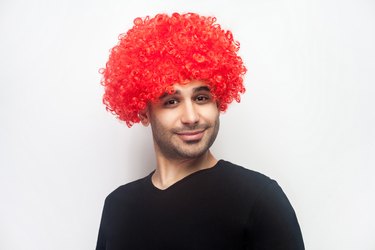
top-left (1, 0), bottom-right (374, 249)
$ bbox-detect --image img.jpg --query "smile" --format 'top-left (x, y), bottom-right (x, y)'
top-left (176, 130), bottom-right (205, 141)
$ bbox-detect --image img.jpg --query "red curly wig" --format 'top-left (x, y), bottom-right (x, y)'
top-left (101, 12), bottom-right (247, 127)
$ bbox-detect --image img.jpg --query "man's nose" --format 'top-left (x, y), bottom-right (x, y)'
top-left (181, 101), bottom-right (199, 125)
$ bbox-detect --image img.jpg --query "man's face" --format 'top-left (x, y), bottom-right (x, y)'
top-left (144, 80), bottom-right (220, 160)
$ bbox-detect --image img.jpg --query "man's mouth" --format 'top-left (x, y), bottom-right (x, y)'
top-left (176, 130), bottom-right (205, 141)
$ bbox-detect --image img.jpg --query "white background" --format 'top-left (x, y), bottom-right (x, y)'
top-left (1, 0), bottom-right (374, 249)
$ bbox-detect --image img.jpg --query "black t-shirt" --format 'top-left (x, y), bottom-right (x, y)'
top-left (96, 160), bottom-right (304, 249)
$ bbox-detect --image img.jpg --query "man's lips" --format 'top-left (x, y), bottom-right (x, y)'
top-left (176, 130), bottom-right (205, 141)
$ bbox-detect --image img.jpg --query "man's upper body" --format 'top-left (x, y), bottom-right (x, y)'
top-left (96, 160), bottom-right (304, 250)
top-left (97, 13), bottom-right (304, 249)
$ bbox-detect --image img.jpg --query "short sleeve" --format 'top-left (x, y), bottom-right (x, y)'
top-left (246, 180), bottom-right (305, 250)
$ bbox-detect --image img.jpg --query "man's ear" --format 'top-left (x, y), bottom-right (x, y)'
top-left (138, 108), bottom-right (150, 127)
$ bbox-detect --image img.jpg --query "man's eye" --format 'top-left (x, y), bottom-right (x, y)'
top-left (164, 99), bottom-right (178, 106)
top-left (196, 95), bottom-right (210, 103)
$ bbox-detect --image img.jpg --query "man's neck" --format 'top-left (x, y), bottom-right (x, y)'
top-left (151, 151), bottom-right (217, 190)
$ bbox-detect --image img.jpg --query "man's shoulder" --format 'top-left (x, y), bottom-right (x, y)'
top-left (105, 174), bottom-right (151, 202)
top-left (218, 159), bottom-right (275, 188)
top-left (219, 159), bottom-right (271, 179)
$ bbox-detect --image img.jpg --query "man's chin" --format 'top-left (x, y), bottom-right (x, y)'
top-left (173, 142), bottom-right (209, 159)
top-left (184, 139), bottom-right (202, 145)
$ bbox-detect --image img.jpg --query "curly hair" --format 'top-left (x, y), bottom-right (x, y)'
top-left (101, 12), bottom-right (247, 127)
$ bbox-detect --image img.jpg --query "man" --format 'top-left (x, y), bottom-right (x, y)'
top-left (96, 12), bottom-right (304, 249)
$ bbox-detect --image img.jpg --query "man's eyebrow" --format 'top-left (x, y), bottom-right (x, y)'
top-left (159, 90), bottom-right (181, 100)
top-left (193, 86), bottom-right (211, 93)
top-left (158, 86), bottom-right (210, 99)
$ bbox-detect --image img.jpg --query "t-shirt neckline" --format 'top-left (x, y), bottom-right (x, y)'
top-left (146, 159), bottom-right (224, 192)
